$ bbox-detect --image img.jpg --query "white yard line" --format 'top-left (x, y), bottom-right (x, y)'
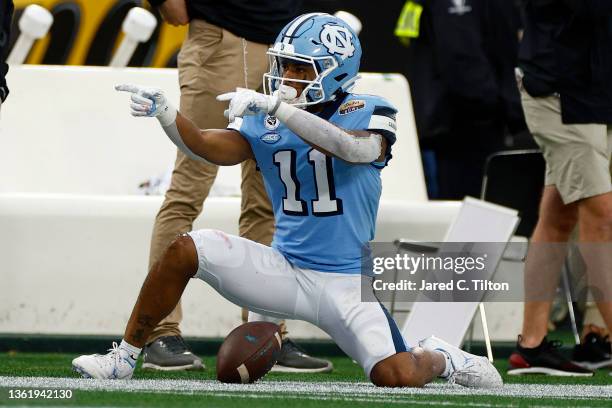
top-left (0, 377), bottom-right (610, 402)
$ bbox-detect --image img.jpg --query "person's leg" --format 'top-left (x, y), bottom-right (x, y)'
top-left (580, 141), bottom-right (612, 338)
top-left (520, 186), bottom-right (578, 347)
top-left (239, 158), bottom-right (334, 372)
top-left (146, 19), bottom-right (229, 344)
top-left (125, 235), bottom-right (200, 347)
top-left (572, 301), bottom-right (612, 371)
top-left (574, 125), bottom-right (612, 334)
top-left (73, 230), bottom-right (302, 379)
top-left (146, 154), bottom-right (219, 344)
top-left (510, 91), bottom-right (607, 376)
top-left (370, 348), bottom-right (445, 388)
top-left (577, 191), bottom-right (612, 332)
top-left (72, 234), bottom-right (201, 379)
top-left (147, 21), bottom-right (267, 349)
top-left (517, 90), bottom-right (586, 348)
top-left (314, 273), bottom-right (500, 388)
top-left (583, 305), bottom-right (609, 337)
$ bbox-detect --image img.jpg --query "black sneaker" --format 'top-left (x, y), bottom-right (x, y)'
top-left (142, 335), bottom-right (204, 371)
top-left (507, 336), bottom-right (593, 376)
top-left (270, 338), bottom-right (333, 373)
top-left (572, 332), bottom-right (612, 370)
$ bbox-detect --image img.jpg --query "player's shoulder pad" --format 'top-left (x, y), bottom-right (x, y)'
top-left (345, 93), bottom-right (398, 144)
top-left (343, 93), bottom-right (397, 116)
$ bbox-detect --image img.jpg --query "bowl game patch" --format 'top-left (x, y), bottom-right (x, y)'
top-left (339, 100), bottom-right (366, 115)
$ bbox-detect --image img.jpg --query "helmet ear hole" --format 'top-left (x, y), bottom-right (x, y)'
top-left (307, 88), bottom-right (323, 102)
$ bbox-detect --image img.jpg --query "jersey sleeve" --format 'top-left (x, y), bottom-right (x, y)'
top-left (227, 117), bottom-right (245, 134)
top-left (365, 97), bottom-right (398, 168)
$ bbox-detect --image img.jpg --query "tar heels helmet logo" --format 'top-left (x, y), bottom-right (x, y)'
top-left (263, 13), bottom-right (362, 107)
top-left (319, 24), bottom-right (355, 60)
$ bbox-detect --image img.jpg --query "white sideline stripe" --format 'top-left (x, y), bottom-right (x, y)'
top-left (0, 377), bottom-right (610, 400)
top-left (236, 364), bottom-right (250, 384)
top-left (136, 391), bottom-right (521, 407)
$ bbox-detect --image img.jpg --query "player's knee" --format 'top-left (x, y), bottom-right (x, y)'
top-left (370, 359), bottom-right (425, 388)
top-left (164, 234), bottom-right (199, 279)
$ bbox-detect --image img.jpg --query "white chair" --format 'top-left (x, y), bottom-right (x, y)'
top-left (399, 197), bottom-right (519, 357)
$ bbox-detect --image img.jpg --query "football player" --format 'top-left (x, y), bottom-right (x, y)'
top-left (73, 13), bottom-right (502, 388)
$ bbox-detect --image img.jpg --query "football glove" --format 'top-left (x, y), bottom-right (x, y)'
top-left (216, 88), bottom-right (280, 122)
top-left (115, 84), bottom-right (177, 127)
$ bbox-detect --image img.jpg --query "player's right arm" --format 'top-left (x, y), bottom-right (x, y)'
top-left (116, 84), bottom-right (253, 166)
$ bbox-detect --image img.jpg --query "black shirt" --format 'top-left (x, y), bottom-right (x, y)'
top-left (0, 0), bottom-right (13, 102)
top-left (519, 0), bottom-right (612, 124)
top-left (404, 0), bottom-right (526, 148)
top-left (150, 0), bottom-right (302, 44)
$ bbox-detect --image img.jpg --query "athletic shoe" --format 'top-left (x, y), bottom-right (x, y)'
top-left (270, 338), bottom-right (333, 373)
top-left (572, 332), bottom-right (612, 370)
top-left (142, 335), bottom-right (204, 371)
top-left (72, 342), bottom-right (136, 379)
top-left (507, 336), bottom-right (593, 376)
top-left (418, 335), bottom-right (503, 388)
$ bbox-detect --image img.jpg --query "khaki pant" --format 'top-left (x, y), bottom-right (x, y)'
top-left (147, 20), bottom-right (274, 342)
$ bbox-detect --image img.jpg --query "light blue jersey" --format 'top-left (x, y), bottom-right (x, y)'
top-left (229, 93), bottom-right (397, 273)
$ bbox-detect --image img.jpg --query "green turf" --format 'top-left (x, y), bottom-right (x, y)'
top-left (2, 388), bottom-right (612, 408)
top-left (0, 353), bottom-right (365, 383)
top-left (1, 352), bottom-right (610, 385)
top-left (0, 352), bottom-right (610, 407)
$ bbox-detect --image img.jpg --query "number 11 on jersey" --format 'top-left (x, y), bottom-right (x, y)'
top-left (273, 149), bottom-right (343, 217)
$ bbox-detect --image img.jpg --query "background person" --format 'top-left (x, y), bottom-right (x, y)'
top-left (143, 0), bottom-right (330, 373)
top-left (0, 0), bottom-right (14, 113)
top-left (509, 0), bottom-right (612, 376)
top-left (400, 0), bottom-right (527, 199)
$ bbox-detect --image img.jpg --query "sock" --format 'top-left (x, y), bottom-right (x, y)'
top-left (248, 311), bottom-right (283, 325)
top-left (248, 312), bottom-right (287, 339)
top-left (436, 349), bottom-right (453, 378)
top-left (120, 339), bottom-right (142, 362)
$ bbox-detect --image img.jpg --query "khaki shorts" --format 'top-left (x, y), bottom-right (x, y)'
top-left (520, 90), bottom-right (612, 204)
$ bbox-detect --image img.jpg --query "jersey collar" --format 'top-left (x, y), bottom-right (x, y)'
top-left (314, 92), bottom-right (349, 120)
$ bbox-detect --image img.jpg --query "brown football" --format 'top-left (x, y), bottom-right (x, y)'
top-left (216, 321), bottom-right (282, 384)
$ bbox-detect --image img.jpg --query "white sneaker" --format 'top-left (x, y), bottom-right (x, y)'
top-left (418, 335), bottom-right (503, 388)
top-left (72, 342), bottom-right (137, 379)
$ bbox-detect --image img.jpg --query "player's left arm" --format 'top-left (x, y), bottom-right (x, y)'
top-left (298, 128), bottom-right (388, 164)
top-left (218, 89), bottom-right (390, 164)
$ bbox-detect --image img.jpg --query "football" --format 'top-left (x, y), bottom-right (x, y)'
top-left (216, 322), bottom-right (282, 383)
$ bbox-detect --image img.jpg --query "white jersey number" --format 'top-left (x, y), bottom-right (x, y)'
top-left (273, 149), bottom-right (343, 216)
